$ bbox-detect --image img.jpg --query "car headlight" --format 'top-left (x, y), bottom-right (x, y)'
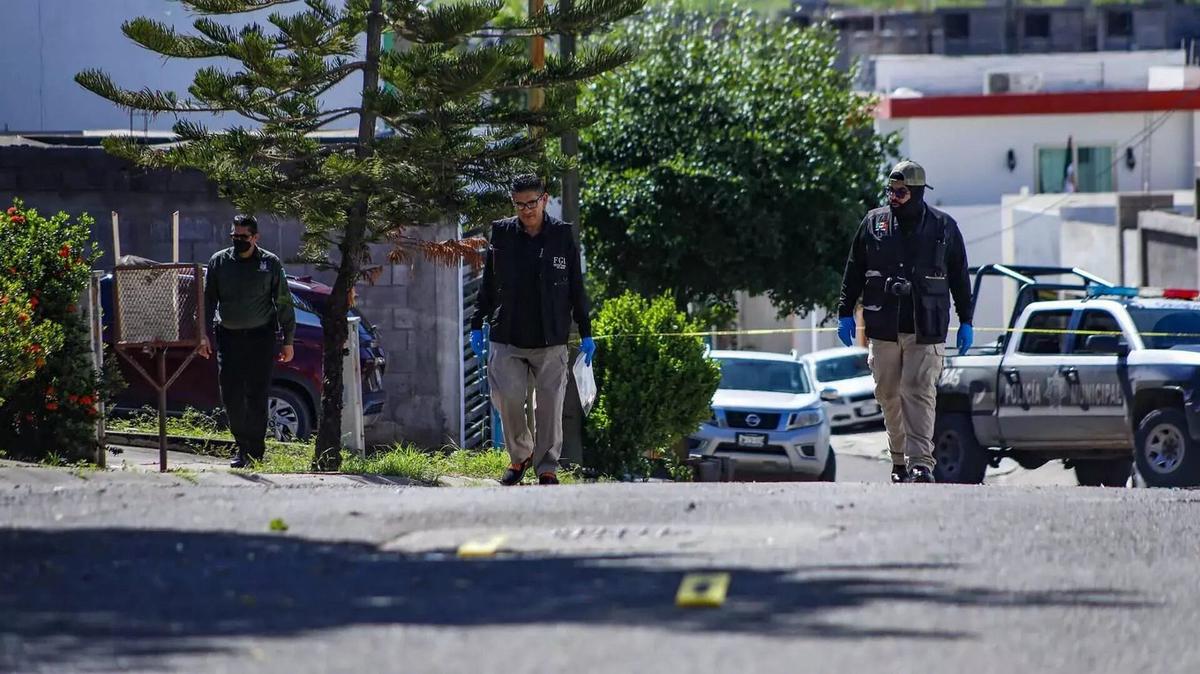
top-left (702, 410), bottom-right (719, 426)
top-left (787, 408), bottom-right (824, 429)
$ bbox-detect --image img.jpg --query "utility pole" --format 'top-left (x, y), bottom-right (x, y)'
top-left (530, 0), bottom-right (546, 111)
top-left (560, 0), bottom-right (581, 239)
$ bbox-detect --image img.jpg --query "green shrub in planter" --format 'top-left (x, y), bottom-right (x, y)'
top-left (584, 292), bottom-right (720, 478)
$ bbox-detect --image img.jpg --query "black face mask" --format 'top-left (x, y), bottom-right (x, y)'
top-left (890, 185), bottom-right (925, 225)
top-left (233, 239), bottom-right (253, 255)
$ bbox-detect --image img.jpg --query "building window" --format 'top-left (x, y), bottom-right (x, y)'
top-left (944, 13), bottom-right (970, 39)
top-left (1036, 145), bottom-right (1115, 194)
top-left (1107, 10), bottom-right (1133, 38)
top-left (1024, 13), bottom-right (1050, 39)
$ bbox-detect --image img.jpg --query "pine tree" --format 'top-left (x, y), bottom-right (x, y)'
top-left (77, 0), bottom-right (639, 470)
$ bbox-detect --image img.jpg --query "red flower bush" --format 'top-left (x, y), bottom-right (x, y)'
top-left (1, 199), bottom-right (116, 462)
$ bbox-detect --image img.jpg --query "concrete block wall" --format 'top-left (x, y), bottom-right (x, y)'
top-left (0, 143), bottom-right (461, 448)
top-left (1135, 210), bottom-right (1199, 288)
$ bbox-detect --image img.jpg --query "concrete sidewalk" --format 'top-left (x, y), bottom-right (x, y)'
top-left (0, 445), bottom-right (426, 491)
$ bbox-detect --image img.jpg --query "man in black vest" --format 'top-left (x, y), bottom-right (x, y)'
top-left (470, 175), bottom-right (596, 486)
top-left (836, 161), bottom-right (974, 483)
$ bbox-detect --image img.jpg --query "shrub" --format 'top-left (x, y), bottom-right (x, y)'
top-left (584, 291), bottom-right (721, 478)
top-left (0, 200), bottom-right (109, 462)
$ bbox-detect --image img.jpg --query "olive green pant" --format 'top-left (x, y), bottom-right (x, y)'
top-left (868, 335), bottom-right (945, 470)
top-left (487, 342), bottom-right (569, 475)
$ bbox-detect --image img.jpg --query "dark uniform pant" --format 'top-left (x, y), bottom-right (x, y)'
top-left (216, 325), bottom-right (277, 460)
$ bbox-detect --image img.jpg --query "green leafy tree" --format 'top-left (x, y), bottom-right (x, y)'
top-left (0, 201), bottom-right (109, 462)
top-left (584, 291), bottom-right (720, 478)
top-left (77, 0), bottom-right (641, 470)
top-left (580, 3), bottom-right (896, 319)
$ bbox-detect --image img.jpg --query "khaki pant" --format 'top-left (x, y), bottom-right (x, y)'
top-left (868, 335), bottom-right (945, 470)
top-left (487, 342), bottom-right (569, 475)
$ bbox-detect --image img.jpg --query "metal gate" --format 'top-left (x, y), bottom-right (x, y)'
top-left (462, 260), bottom-right (494, 449)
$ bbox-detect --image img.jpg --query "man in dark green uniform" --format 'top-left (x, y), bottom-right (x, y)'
top-left (198, 215), bottom-right (296, 468)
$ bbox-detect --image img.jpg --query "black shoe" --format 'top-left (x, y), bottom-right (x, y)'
top-left (230, 453), bottom-right (248, 469)
top-left (891, 464), bottom-right (907, 484)
top-left (499, 459), bottom-right (531, 486)
top-left (907, 465), bottom-right (935, 483)
top-left (538, 472), bottom-right (559, 485)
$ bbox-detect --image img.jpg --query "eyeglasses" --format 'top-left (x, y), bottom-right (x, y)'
top-left (886, 185), bottom-right (910, 199)
top-left (230, 233), bottom-right (253, 241)
top-left (512, 194), bottom-right (545, 211)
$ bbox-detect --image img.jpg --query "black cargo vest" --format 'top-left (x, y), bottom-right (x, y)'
top-left (859, 205), bottom-right (952, 344)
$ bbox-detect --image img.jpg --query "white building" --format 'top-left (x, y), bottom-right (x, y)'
top-left (736, 49), bottom-right (1200, 356)
top-left (0, 0), bottom-right (361, 133)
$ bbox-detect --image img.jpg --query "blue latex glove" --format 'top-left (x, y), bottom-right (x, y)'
top-left (470, 329), bottom-right (485, 358)
top-left (837, 317), bottom-right (856, 347)
top-left (580, 337), bottom-right (597, 366)
top-left (956, 323), bottom-right (974, 355)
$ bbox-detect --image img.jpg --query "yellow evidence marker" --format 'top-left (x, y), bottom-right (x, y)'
top-left (457, 535), bottom-right (507, 558)
top-left (675, 572), bottom-right (731, 608)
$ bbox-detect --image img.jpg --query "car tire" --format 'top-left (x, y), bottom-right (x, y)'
top-left (1073, 458), bottom-right (1132, 487)
top-left (268, 385), bottom-right (313, 442)
top-left (932, 412), bottom-right (988, 484)
top-left (819, 447), bottom-right (837, 482)
top-left (1135, 408), bottom-right (1200, 488)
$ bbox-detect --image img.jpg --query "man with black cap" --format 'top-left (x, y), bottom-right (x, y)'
top-left (835, 161), bottom-right (974, 483)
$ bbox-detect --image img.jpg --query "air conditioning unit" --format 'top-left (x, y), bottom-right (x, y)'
top-left (984, 71), bottom-right (1044, 95)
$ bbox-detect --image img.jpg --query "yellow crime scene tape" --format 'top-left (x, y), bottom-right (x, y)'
top-left (586, 326), bottom-right (1200, 340)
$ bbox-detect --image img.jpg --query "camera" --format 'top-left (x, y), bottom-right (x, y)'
top-left (885, 277), bottom-right (912, 296)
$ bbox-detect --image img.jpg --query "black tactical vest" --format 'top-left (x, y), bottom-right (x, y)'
top-left (858, 205), bottom-right (952, 344)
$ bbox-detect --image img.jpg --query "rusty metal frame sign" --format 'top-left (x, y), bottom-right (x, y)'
top-left (111, 263), bottom-right (205, 472)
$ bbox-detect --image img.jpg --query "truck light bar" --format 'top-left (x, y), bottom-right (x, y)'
top-left (1086, 285), bottom-right (1200, 300)
top-left (1086, 285), bottom-right (1139, 298)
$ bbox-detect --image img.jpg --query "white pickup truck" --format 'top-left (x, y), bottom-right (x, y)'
top-left (933, 265), bottom-right (1200, 488)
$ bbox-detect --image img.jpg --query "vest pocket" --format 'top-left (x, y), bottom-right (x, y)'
top-left (916, 276), bottom-right (950, 338)
top-left (863, 274), bottom-right (885, 310)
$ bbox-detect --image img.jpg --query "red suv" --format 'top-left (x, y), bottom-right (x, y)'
top-left (101, 273), bottom-right (388, 440)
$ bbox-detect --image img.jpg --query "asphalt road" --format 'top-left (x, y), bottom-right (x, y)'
top-left (829, 424), bottom-right (1082, 487)
top-left (2, 443), bottom-right (1197, 674)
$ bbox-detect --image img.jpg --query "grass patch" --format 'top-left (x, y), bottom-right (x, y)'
top-left (106, 406), bottom-right (601, 485)
top-left (257, 442), bottom-right (593, 485)
top-left (108, 407), bottom-right (232, 441)
top-left (254, 440), bottom-right (315, 473)
top-left (257, 443), bottom-right (512, 484)
top-left (169, 468), bottom-right (200, 485)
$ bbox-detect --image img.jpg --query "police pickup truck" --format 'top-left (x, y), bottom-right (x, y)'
top-left (933, 265), bottom-right (1200, 488)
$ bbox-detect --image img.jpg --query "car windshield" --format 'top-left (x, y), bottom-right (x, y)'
top-left (716, 358), bottom-right (811, 394)
top-left (814, 354), bottom-right (871, 382)
top-left (1128, 307), bottom-right (1200, 349)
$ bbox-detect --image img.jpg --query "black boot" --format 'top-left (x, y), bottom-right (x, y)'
top-left (907, 465), bottom-right (935, 483)
top-left (891, 464), bottom-right (907, 484)
top-left (230, 451), bottom-right (248, 469)
top-left (499, 458), bottom-right (531, 486)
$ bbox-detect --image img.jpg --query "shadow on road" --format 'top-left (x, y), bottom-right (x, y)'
top-left (831, 421), bottom-right (886, 436)
top-left (0, 529), bottom-right (1153, 671)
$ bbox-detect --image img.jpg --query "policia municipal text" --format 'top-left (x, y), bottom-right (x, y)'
top-left (836, 161), bottom-right (974, 484)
